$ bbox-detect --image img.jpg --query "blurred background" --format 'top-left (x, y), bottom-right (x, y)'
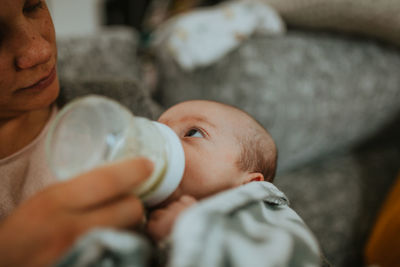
top-left (47, 0), bottom-right (223, 36)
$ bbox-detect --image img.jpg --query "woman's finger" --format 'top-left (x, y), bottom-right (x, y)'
top-left (51, 158), bottom-right (153, 209)
top-left (77, 194), bottom-right (144, 232)
top-left (148, 208), bottom-right (167, 221)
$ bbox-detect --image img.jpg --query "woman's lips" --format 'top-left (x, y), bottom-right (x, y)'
top-left (18, 67), bottom-right (57, 93)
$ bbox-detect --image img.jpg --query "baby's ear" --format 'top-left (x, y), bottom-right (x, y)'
top-left (243, 172), bottom-right (265, 184)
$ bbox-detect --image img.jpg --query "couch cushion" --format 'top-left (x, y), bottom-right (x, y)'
top-left (58, 79), bottom-right (164, 120)
top-left (263, 0), bottom-right (400, 47)
top-left (57, 27), bottom-right (140, 82)
top-left (275, 141), bottom-right (400, 266)
top-left (155, 30), bottom-right (400, 172)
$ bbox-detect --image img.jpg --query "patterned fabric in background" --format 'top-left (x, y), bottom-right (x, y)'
top-left (152, 0), bottom-right (285, 70)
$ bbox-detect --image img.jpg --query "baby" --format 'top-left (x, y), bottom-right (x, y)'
top-left (146, 100), bottom-right (277, 241)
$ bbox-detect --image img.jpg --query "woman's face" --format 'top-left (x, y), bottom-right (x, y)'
top-left (0, 0), bottom-right (59, 119)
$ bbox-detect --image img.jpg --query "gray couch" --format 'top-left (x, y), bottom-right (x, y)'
top-left (57, 26), bottom-right (400, 267)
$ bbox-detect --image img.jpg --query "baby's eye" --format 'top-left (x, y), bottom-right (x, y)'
top-left (185, 128), bottom-right (204, 138)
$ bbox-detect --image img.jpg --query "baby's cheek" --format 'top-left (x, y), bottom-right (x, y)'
top-left (182, 152), bottom-right (224, 197)
top-left (224, 154), bottom-right (237, 165)
top-left (180, 174), bottom-right (209, 199)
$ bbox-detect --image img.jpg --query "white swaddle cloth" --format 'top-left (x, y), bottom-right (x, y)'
top-left (56, 182), bottom-right (322, 267)
top-left (168, 182), bottom-right (321, 267)
top-left (153, 0), bottom-right (285, 71)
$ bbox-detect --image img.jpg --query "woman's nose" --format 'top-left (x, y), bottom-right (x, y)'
top-left (14, 27), bottom-right (52, 70)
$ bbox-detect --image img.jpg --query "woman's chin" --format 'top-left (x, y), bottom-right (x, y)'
top-left (16, 77), bottom-right (60, 111)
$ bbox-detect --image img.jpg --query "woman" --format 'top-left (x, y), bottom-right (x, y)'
top-left (0, 0), bottom-right (152, 265)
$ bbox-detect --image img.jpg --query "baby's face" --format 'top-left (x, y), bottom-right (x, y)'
top-left (158, 100), bottom-right (250, 204)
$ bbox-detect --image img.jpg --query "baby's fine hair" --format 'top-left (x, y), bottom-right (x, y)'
top-left (208, 101), bottom-right (277, 182)
top-left (232, 108), bottom-right (277, 182)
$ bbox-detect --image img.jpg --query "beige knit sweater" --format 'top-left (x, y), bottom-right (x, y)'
top-left (0, 108), bottom-right (57, 219)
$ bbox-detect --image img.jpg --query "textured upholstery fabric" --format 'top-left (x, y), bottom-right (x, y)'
top-left (56, 27), bottom-right (163, 121)
top-left (155, 30), bottom-right (400, 172)
top-left (263, 0), bottom-right (400, 46)
top-left (276, 143), bottom-right (400, 266)
top-left (57, 27), bottom-right (140, 82)
top-left (58, 79), bottom-right (163, 120)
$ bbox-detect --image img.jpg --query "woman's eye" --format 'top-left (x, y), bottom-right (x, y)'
top-left (185, 129), bottom-right (204, 138)
top-left (23, 0), bottom-right (44, 13)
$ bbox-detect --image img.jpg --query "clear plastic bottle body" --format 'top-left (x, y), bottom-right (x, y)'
top-left (46, 95), bottom-right (184, 206)
top-left (111, 117), bottom-right (168, 198)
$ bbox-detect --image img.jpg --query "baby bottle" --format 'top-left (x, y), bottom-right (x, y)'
top-left (45, 95), bottom-right (185, 206)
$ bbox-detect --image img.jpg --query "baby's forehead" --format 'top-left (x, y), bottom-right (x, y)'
top-left (160, 101), bottom-right (251, 129)
top-left (176, 101), bottom-right (243, 117)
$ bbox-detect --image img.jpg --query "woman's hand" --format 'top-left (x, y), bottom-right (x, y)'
top-left (146, 195), bottom-right (197, 242)
top-left (0, 158), bottom-right (153, 267)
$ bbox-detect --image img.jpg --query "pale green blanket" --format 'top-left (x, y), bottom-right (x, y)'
top-left (56, 182), bottom-right (322, 267)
